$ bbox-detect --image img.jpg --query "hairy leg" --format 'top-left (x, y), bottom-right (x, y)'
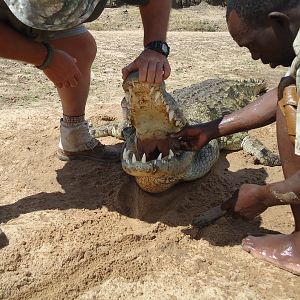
top-left (49, 31), bottom-right (120, 162)
top-left (242, 106), bottom-right (300, 275)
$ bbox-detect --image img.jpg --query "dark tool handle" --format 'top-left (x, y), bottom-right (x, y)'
top-left (192, 205), bottom-right (227, 229)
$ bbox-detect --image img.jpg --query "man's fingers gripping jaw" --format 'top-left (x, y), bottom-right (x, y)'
top-left (145, 61), bottom-right (166, 84)
top-left (144, 61), bottom-right (170, 84)
top-left (163, 62), bottom-right (171, 80)
top-left (154, 62), bottom-right (164, 84)
top-left (138, 61), bottom-right (149, 82)
top-left (122, 60), bottom-right (139, 81)
top-left (178, 141), bottom-right (190, 151)
top-left (144, 61), bottom-right (157, 83)
top-left (179, 140), bottom-right (197, 151)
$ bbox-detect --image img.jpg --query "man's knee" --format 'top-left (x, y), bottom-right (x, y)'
top-left (81, 31), bottom-right (97, 65)
top-left (51, 31), bottom-right (97, 66)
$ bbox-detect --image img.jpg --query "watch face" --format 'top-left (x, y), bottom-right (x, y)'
top-left (162, 44), bottom-right (168, 54)
top-left (145, 41), bottom-right (169, 57)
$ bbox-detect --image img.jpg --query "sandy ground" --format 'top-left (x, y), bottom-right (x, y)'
top-left (0, 5), bottom-right (299, 300)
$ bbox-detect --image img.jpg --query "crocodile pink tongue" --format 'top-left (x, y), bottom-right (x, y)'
top-left (137, 138), bottom-right (170, 161)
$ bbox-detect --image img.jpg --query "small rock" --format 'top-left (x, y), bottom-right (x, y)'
top-left (25, 271), bottom-right (32, 277)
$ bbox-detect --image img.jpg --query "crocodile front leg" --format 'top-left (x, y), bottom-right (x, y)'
top-left (241, 135), bottom-right (281, 166)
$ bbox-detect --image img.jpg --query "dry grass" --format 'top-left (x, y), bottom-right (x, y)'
top-left (86, 3), bottom-right (227, 32)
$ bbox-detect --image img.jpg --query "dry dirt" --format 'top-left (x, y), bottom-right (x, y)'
top-left (0, 5), bottom-right (299, 300)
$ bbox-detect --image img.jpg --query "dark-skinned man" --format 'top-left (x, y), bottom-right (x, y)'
top-left (172, 0), bottom-right (300, 275)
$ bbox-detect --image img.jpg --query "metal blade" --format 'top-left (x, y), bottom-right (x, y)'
top-left (192, 205), bottom-right (227, 229)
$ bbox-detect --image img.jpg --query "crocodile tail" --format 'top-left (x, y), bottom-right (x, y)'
top-left (91, 121), bottom-right (126, 140)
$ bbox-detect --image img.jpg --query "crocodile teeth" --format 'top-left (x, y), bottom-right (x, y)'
top-left (168, 149), bottom-right (174, 159)
top-left (155, 91), bottom-right (161, 102)
top-left (175, 120), bottom-right (181, 127)
top-left (157, 153), bottom-right (162, 160)
top-left (125, 92), bottom-right (131, 103)
top-left (132, 153), bottom-right (137, 163)
top-left (165, 105), bottom-right (170, 112)
top-left (123, 148), bottom-right (128, 160)
top-left (128, 87), bottom-right (133, 99)
top-left (169, 110), bottom-right (175, 122)
top-left (126, 159), bottom-right (129, 164)
top-left (126, 150), bottom-right (131, 162)
top-left (142, 153), bottom-right (146, 163)
top-left (122, 108), bottom-right (129, 121)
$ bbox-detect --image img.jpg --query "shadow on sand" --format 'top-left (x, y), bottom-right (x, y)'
top-left (0, 151), bottom-right (280, 248)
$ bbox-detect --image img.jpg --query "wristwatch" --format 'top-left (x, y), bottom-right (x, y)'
top-left (145, 41), bottom-right (170, 58)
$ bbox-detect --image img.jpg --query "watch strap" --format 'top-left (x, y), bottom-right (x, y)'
top-left (145, 41), bottom-right (170, 57)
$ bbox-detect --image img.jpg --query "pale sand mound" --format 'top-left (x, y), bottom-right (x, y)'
top-left (0, 20), bottom-right (299, 300)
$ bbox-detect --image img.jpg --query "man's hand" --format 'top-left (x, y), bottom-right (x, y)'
top-left (43, 49), bottom-right (82, 89)
top-left (122, 49), bottom-right (171, 84)
top-left (221, 184), bottom-right (269, 220)
top-left (170, 119), bottom-right (221, 151)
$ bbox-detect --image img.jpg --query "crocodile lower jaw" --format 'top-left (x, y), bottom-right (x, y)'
top-left (122, 145), bottom-right (176, 166)
top-left (122, 145), bottom-right (193, 176)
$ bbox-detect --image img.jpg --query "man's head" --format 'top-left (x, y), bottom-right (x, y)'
top-left (226, 0), bottom-right (300, 68)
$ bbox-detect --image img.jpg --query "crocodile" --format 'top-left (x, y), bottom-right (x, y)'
top-left (92, 72), bottom-right (280, 193)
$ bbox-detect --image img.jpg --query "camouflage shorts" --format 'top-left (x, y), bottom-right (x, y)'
top-left (0, 0), bottom-right (149, 42)
top-left (0, 0), bottom-right (105, 42)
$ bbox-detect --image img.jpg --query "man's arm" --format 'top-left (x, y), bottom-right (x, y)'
top-left (217, 88), bottom-right (277, 135)
top-left (266, 171), bottom-right (300, 205)
top-left (0, 22), bottom-right (81, 88)
top-left (172, 88), bottom-right (278, 151)
top-left (221, 170), bottom-right (300, 220)
top-left (0, 22), bottom-right (47, 65)
top-left (122, 0), bottom-right (171, 83)
top-left (139, 0), bottom-right (170, 46)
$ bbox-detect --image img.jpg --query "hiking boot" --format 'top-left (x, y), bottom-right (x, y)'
top-left (57, 143), bottom-right (120, 162)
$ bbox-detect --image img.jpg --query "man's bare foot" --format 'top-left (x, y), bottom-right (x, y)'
top-left (242, 232), bottom-right (300, 275)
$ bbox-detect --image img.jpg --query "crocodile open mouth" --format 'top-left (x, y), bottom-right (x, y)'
top-left (121, 72), bottom-right (187, 166)
top-left (137, 138), bottom-right (172, 161)
top-left (122, 140), bottom-right (178, 167)
top-left (112, 76), bottom-right (272, 193)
